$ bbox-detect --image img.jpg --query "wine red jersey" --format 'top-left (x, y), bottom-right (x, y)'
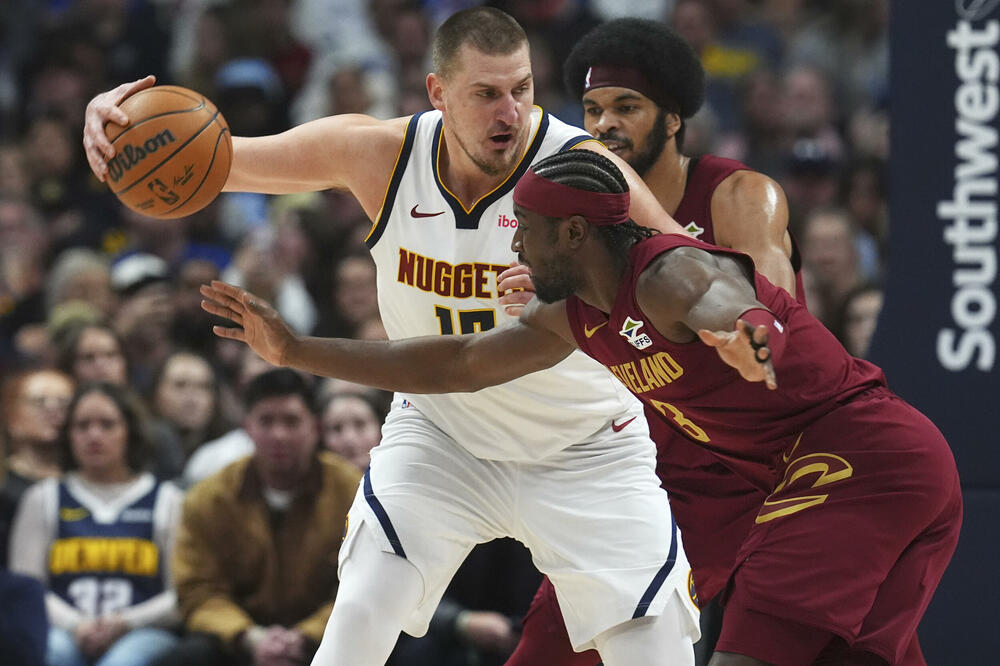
top-left (672, 154), bottom-right (806, 306)
top-left (566, 233), bottom-right (885, 492)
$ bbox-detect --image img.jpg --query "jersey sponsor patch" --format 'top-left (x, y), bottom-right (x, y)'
top-left (684, 221), bottom-right (705, 238)
top-left (620, 316), bottom-right (653, 350)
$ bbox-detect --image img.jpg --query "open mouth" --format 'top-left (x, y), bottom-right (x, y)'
top-left (603, 141), bottom-right (630, 155)
top-left (490, 133), bottom-right (513, 148)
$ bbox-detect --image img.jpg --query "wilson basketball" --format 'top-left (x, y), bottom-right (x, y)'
top-left (104, 85), bottom-right (232, 219)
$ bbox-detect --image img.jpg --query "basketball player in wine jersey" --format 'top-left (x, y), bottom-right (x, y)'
top-left (499, 19), bottom-right (804, 665)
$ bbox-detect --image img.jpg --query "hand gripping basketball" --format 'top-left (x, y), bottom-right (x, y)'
top-left (86, 77), bottom-right (233, 219)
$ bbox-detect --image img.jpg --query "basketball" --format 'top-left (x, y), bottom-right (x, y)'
top-left (103, 85), bottom-right (232, 219)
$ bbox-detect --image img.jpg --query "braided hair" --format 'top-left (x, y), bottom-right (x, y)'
top-left (530, 150), bottom-right (658, 262)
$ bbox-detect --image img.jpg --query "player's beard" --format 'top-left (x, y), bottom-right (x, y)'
top-left (603, 109), bottom-right (668, 178)
top-left (455, 125), bottom-right (523, 177)
top-left (530, 251), bottom-right (581, 303)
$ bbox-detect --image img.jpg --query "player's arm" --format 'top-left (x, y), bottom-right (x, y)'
top-left (82, 75), bottom-right (404, 212)
top-left (200, 281), bottom-right (577, 393)
top-left (711, 171), bottom-right (797, 296)
top-left (637, 247), bottom-right (783, 389)
top-left (225, 115), bottom-right (407, 198)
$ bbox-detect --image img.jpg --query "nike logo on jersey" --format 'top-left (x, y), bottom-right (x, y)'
top-left (611, 416), bottom-right (636, 432)
top-left (410, 205), bottom-right (444, 218)
top-left (782, 433), bottom-right (803, 464)
top-left (584, 321), bottom-right (608, 338)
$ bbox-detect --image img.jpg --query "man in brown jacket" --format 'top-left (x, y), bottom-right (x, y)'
top-left (154, 368), bottom-right (361, 666)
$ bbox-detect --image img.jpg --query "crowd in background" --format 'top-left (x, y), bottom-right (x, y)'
top-left (0, 1), bottom-right (889, 664)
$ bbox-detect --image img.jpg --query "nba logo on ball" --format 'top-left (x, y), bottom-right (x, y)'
top-left (104, 85), bottom-right (233, 219)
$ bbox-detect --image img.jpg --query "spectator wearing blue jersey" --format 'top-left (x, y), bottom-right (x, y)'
top-left (8, 382), bottom-right (183, 666)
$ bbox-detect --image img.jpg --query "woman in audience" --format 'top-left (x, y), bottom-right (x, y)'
top-left (320, 390), bottom-right (386, 470)
top-left (149, 350), bottom-right (229, 462)
top-left (8, 382), bottom-right (182, 666)
top-left (1, 368), bottom-right (75, 509)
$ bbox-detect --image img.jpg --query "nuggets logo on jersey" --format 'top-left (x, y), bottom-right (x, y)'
top-left (48, 480), bottom-right (165, 615)
top-left (687, 569), bottom-right (699, 608)
top-left (396, 248), bottom-right (510, 300)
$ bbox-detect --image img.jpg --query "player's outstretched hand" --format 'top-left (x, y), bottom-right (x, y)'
top-left (200, 280), bottom-right (295, 367)
top-left (698, 319), bottom-right (778, 390)
top-left (83, 75), bottom-right (157, 182)
top-left (498, 261), bottom-right (534, 316)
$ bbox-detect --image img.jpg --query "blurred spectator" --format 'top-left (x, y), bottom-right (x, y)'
top-left (170, 258), bottom-right (224, 356)
top-left (0, 197), bottom-right (49, 365)
top-left (842, 157), bottom-right (889, 253)
top-left (0, 569), bottom-right (49, 666)
top-left (222, 228), bottom-right (318, 335)
top-left (696, 0), bottom-right (783, 133)
top-left (168, 5), bottom-right (234, 98)
top-left (53, 321), bottom-right (185, 481)
top-left (591, 0), bottom-right (674, 21)
top-left (799, 207), bottom-right (863, 329)
top-left (780, 137), bottom-right (842, 227)
top-left (320, 391), bottom-right (385, 469)
top-left (0, 369), bottom-right (75, 524)
top-left (110, 253), bottom-right (177, 394)
top-left (779, 64), bottom-right (844, 162)
top-left (9, 382), bottom-right (182, 666)
top-left (0, 143), bottom-right (31, 197)
top-left (54, 322), bottom-right (129, 387)
top-left (157, 368), bottom-right (361, 666)
top-left (716, 67), bottom-right (784, 174)
top-left (786, 0), bottom-right (888, 116)
top-left (45, 248), bottom-right (117, 320)
top-left (293, 57), bottom-right (396, 124)
top-left (215, 57), bottom-right (288, 138)
top-left (182, 347), bottom-right (279, 487)
top-left (834, 282), bottom-right (884, 360)
top-left (150, 350), bottom-right (229, 462)
top-left (315, 251), bottom-right (379, 338)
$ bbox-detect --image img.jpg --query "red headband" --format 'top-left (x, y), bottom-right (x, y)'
top-left (513, 168), bottom-right (630, 226)
top-left (583, 65), bottom-right (678, 112)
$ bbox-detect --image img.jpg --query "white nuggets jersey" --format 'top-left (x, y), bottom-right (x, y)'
top-left (366, 108), bottom-right (638, 461)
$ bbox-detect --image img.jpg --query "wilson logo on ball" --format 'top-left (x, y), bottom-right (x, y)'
top-left (107, 129), bottom-right (178, 184)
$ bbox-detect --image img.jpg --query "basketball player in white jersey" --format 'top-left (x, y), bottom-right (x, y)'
top-left (82, 9), bottom-right (700, 665)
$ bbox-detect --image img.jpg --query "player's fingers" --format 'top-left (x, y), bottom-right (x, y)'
top-left (765, 363), bottom-right (778, 390)
top-left (243, 293), bottom-right (272, 315)
top-left (118, 75), bottom-right (156, 104)
top-left (200, 284), bottom-right (244, 312)
top-left (200, 299), bottom-right (243, 326)
top-left (497, 262), bottom-right (531, 281)
top-left (697, 328), bottom-right (727, 347)
top-left (212, 325), bottom-right (246, 342)
top-left (208, 280), bottom-right (252, 307)
top-left (504, 304), bottom-right (525, 317)
top-left (752, 323), bottom-right (769, 347)
top-left (498, 290), bottom-right (532, 307)
top-left (736, 319), bottom-right (756, 341)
